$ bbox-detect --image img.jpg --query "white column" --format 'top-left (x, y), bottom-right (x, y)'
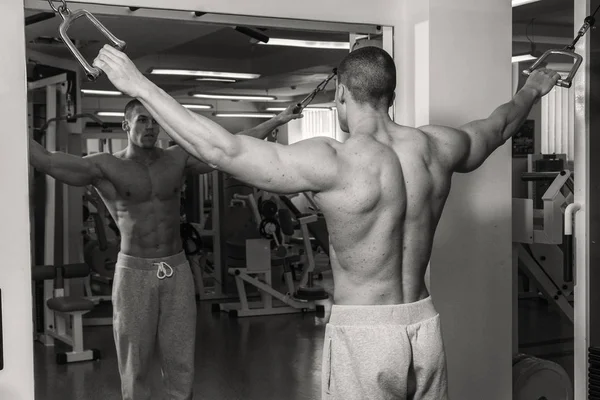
top-left (398, 1), bottom-right (513, 399)
top-left (0, 0), bottom-right (35, 399)
top-left (573, 1), bottom-right (590, 398)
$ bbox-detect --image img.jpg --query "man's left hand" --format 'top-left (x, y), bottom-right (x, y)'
top-left (276, 104), bottom-right (304, 124)
top-left (92, 45), bottom-right (147, 98)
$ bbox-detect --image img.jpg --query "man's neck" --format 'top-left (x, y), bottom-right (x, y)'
top-left (125, 144), bottom-right (160, 164)
top-left (347, 105), bottom-right (393, 137)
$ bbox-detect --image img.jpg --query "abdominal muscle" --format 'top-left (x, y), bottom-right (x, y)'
top-left (107, 198), bottom-right (183, 259)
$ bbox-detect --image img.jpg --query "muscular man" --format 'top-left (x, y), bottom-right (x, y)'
top-left (29, 101), bottom-right (301, 400)
top-left (93, 45), bottom-right (559, 400)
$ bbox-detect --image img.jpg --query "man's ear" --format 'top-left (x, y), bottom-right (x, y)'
top-left (336, 84), bottom-right (346, 104)
top-left (122, 120), bottom-right (129, 132)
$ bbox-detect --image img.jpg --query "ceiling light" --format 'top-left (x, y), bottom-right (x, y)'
top-left (96, 111), bottom-right (124, 117)
top-left (81, 89), bottom-right (122, 96)
top-left (182, 104), bottom-right (213, 110)
top-left (192, 93), bottom-right (277, 101)
top-left (149, 69), bottom-right (260, 80)
top-left (512, 0), bottom-right (541, 6)
top-left (265, 106), bottom-right (333, 111)
top-left (258, 38), bottom-right (350, 50)
top-left (215, 113), bottom-right (276, 119)
top-left (512, 54), bottom-right (537, 63)
top-left (196, 78), bottom-right (237, 83)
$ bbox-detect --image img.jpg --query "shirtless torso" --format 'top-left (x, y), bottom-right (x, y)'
top-left (30, 141), bottom-right (211, 258)
top-left (315, 122), bottom-right (449, 305)
top-left (91, 147), bottom-right (189, 258)
top-left (29, 103), bottom-right (298, 258)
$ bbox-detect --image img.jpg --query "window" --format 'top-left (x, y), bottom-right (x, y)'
top-left (287, 108), bottom-right (341, 144)
top-left (541, 84), bottom-right (575, 160)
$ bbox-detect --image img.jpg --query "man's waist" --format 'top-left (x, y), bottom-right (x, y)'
top-left (329, 296), bottom-right (437, 326)
top-left (116, 250), bottom-right (187, 270)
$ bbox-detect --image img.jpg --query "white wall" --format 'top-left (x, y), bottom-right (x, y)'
top-left (425, 1), bottom-right (513, 399)
top-left (5, 0), bottom-right (513, 399)
top-left (0, 1), bottom-right (35, 400)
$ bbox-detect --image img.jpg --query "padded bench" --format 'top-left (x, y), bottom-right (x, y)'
top-left (32, 263), bottom-right (101, 364)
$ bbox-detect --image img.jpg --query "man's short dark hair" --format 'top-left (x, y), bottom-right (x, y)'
top-left (337, 46), bottom-right (396, 109)
top-left (124, 99), bottom-right (143, 121)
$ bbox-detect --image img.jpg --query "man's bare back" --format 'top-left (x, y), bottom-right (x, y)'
top-left (90, 147), bottom-right (187, 258)
top-left (315, 122), bottom-right (450, 305)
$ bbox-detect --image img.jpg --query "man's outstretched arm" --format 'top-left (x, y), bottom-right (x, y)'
top-left (238, 105), bottom-right (302, 140)
top-left (29, 137), bottom-right (105, 186)
top-left (420, 68), bottom-right (560, 173)
top-left (182, 105), bottom-right (302, 175)
top-left (93, 45), bottom-right (338, 193)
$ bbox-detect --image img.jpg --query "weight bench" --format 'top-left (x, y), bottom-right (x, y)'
top-left (32, 263), bottom-right (101, 364)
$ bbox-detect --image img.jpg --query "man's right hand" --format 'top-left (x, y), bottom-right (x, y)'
top-left (523, 68), bottom-right (561, 98)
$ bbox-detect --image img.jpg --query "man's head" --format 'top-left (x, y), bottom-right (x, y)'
top-left (122, 99), bottom-right (159, 149)
top-left (335, 46), bottom-right (396, 132)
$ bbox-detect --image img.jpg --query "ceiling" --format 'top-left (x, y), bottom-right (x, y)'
top-left (512, 0), bottom-right (576, 55)
top-left (24, 0), bottom-right (582, 115)
top-left (24, 7), bottom-right (354, 110)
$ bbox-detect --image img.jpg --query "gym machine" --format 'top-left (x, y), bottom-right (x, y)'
top-left (214, 193), bottom-right (328, 317)
top-left (514, 154), bottom-right (575, 322)
top-left (28, 74), bottom-right (101, 364)
top-left (81, 186), bottom-right (118, 326)
top-left (188, 170), bottom-right (227, 301)
top-left (512, 153), bottom-right (574, 398)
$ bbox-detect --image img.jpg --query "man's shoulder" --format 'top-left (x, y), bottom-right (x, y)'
top-left (84, 151), bottom-right (118, 165)
top-left (165, 144), bottom-right (191, 160)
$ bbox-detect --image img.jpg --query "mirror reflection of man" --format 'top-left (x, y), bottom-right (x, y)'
top-left (28, 100), bottom-right (302, 400)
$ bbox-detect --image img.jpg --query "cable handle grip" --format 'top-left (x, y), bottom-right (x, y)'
top-left (522, 49), bottom-right (583, 89)
top-left (57, 9), bottom-right (126, 81)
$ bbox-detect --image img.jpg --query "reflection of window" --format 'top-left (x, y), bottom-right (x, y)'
top-left (541, 84), bottom-right (574, 160)
top-left (287, 108), bottom-right (341, 144)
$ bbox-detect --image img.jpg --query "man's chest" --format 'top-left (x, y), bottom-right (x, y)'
top-left (99, 157), bottom-right (186, 203)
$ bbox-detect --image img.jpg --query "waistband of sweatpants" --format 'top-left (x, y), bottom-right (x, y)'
top-left (329, 296), bottom-right (438, 326)
top-left (116, 251), bottom-right (188, 271)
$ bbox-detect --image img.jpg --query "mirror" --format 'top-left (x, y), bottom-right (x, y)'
top-left (24, 3), bottom-right (386, 399)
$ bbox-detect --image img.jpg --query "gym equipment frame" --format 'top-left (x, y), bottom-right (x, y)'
top-left (215, 193), bottom-right (325, 317)
top-left (513, 165), bottom-right (575, 323)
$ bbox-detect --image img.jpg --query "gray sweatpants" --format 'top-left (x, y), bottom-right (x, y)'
top-left (112, 251), bottom-right (197, 400)
top-left (322, 297), bottom-right (449, 400)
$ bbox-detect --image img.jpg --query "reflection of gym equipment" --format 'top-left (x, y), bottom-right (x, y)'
top-left (293, 68), bottom-right (337, 114)
top-left (83, 187), bottom-right (119, 279)
top-left (82, 187), bottom-right (118, 326)
top-left (512, 154), bottom-right (574, 397)
top-left (189, 171), bottom-right (227, 301)
top-left (215, 193), bottom-right (327, 317)
top-left (32, 263), bottom-right (101, 364)
top-left (279, 195), bottom-right (330, 256)
top-left (38, 113), bottom-right (107, 136)
top-left (28, 73), bottom-right (99, 359)
top-left (45, 0), bottom-right (126, 81)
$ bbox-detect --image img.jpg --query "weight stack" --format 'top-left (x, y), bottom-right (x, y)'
top-left (589, 347), bottom-right (600, 399)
